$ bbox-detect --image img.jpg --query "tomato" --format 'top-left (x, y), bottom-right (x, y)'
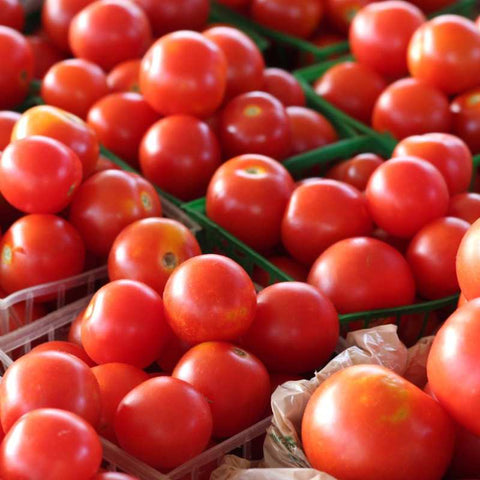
top-left (68, 308), bottom-right (85, 346)
top-left (252, 255), bottom-right (308, 287)
top-left (392, 133), bottom-right (473, 195)
top-left (41, 59), bottom-right (109, 120)
top-left (68, 170), bottom-right (161, 257)
top-left (314, 62), bottom-right (386, 124)
top-left (302, 364), bottom-right (455, 480)
top-left (408, 16), bottom-right (480, 96)
top-left (206, 154), bottom-right (295, 252)
top-left (82, 279), bottom-right (169, 368)
top-left (87, 92), bottom-right (159, 168)
top-left (12, 105), bottom-right (99, 178)
top-left (0, 409), bottom-right (102, 480)
top-left (448, 423), bottom-right (480, 479)
top-left (325, 0), bottom-right (371, 35)
top-left (0, 0), bottom-right (24, 31)
top-left (156, 325), bottom-right (191, 373)
top-left (251, 0), bottom-right (323, 39)
top-left (0, 26), bottom-right (34, 110)
top-left (456, 218), bottom-right (480, 300)
top-left (173, 341), bottom-right (270, 437)
top-left (108, 218), bottom-right (200, 295)
top-left (31, 340), bottom-right (95, 367)
top-left (107, 59), bottom-right (140, 93)
top-left (428, 299), bottom-right (480, 436)
top-left (0, 350), bottom-right (101, 432)
top-left (27, 33), bottom-right (67, 80)
top-left (449, 193), bottom-right (480, 224)
top-left (0, 136), bottom-right (82, 214)
top-left (451, 88), bottom-right (480, 154)
top-left (282, 179), bottom-right (373, 266)
top-left (372, 78), bottom-right (451, 140)
top-left (217, 0), bottom-right (250, 10)
top-left (308, 237), bottom-right (415, 313)
top-left (0, 214), bottom-right (85, 294)
top-left (261, 68), bottom-right (305, 107)
top-left (366, 156), bottom-right (450, 238)
top-left (93, 474), bottom-right (139, 480)
top-left (115, 376), bottom-right (212, 470)
top-left (139, 115), bottom-right (221, 201)
top-left (69, 0), bottom-right (151, 71)
top-left (140, 31), bottom-right (227, 118)
top-left (350, 1), bottom-right (425, 78)
top-left (0, 111), bottom-right (20, 151)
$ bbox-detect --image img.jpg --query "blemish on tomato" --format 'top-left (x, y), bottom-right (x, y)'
top-left (1, 245), bottom-right (12, 265)
top-left (162, 252), bottom-right (177, 270)
top-left (243, 105), bottom-right (262, 117)
top-left (467, 93), bottom-right (480, 107)
top-left (140, 191), bottom-right (153, 211)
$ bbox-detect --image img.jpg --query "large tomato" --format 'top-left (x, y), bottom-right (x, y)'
top-left (0, 111), bottom-right (21, 151)
top-left (261, 68), bottom-right (305, 107)
top-left (456, 218), bottom-right (480, 300)
top-left (107, 59), bottom-right (141, 93)
top-left (140, 31), bottom-right (227, 117)
top-left (449, 192), bottom-right (480, 224)
top-left (27, 33), bottom-right (67, 79)
top-left (0, 0), bottom-right (24, 31)
top-left (308, 237), bottom-right (415, 313)
top-left (451, 87), bottom-right (480, 154)
top-left (173, 341), bottom-right (270, 438)
top-left (302, 364), bottom-right (455, 480)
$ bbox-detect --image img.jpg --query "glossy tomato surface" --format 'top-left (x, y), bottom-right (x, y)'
top-left (31, 341), bottom-right (95, 367)
top-left (261, 68), bottom-right (305, 107)
top-left (27, 33), bottom-right (67, 79)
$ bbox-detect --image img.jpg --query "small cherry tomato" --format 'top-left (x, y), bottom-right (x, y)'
top-left (27, 33), bottom-right (67, 80)
top-left (261, 68), bottom-right (305, 107)
top-left (448, 192), bottom-right (480, 224)
top-left (107, 59), bottom-right (140, 93)
top-left (456, 218), bottom-right (480, 300)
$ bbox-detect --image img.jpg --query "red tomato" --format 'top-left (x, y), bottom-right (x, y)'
top-left (350, 1), bottom-right (425, 78)
top-left (27, 33), bottom-right (67, 80)
top-left (451, 88), bottom-right (480, 154)
top-left (220, 91), bottom-right (292, 160)
top-left (0, 136), bottom-right (82, 214)
top-left (0, 351), bottom-right (101, 432)
top-left (139, 115), bottom-right (221, 201)
top-left (458, 292), bottom-right (469, 308)
top-left (302, 364), bottom-right (455, 480)
top-left (87, 92), bottom-right (159, 168)
top-left (0, 214), bottom-right (85, 294)
top-left (366, 156), bottom-right (450, 238)
top-left (392, 133), bottom-right (473, 195)
top-left (0, 0), bottom-right (24, 31)
top-left (456, 218), bottom-right (480, 300)
top-left (69, 0), bottom-right (152, 71)
top-left (325, 0), bottom-right (371, 34)
top-left (251, 0), bottom-right (323, 39)
top-left (173, 341), bottom-right (270, 437)
top-left (314, 62), bottom-right (386, 124)
top-left (206, 154), bottom-right (295, 252)
top-left (108, 215), bottom-right (201, 295)
top-left (282, 179), bottom-right (373, 266)
top-left (41, 59), bottom-right (109, 120)
top-left (31, 341), bottom-right (95, 367)
top-left (408, 16), bottom-right (480, 96)
top-left (0, 409), bottom-right (102, 480)
top-left (0, 111), bottom-right (20, 151)
top-left (82, 279), bottom-right (169, 368)
top-left (68, 170), bottom-right (162, 257)
top-left (88, 155), bottom-right (121, 177)
top-left (91, 362), bottom-right (149, 441)
top-left (428, 299), bottom-right (480, 436)
top-left (12, 105), bottom-right (99, 178)
top-left (372, 78), bottom-right (451, 140)
top-left (241, 282), bottom-right (339, 374)
top-left (261, 68), bottom-right (305, 107)
top-left (140, 31), bottom-right (227, 117)
top-left (68, 308), bottom-right (85, 346)
top-left (0, 26), bottom-right (34, 110)
top-left (252, 255), bottom-right (309, 287)
top-left (406, 217), bottom-right (469, 300)
top-left (156, 325), bottom-right (191, 373)
top-left (115, 376), bottom-right (212, 470)
top-left (93, 474), bottom-right (139, 480)
top-left (107, 59), bottom-right (140, 93)
top-left (449, 192), bottom-right (480, 224)
top-left (308, 237), bottom-right (416, 313)
top-left (286, 106), bottom-right (338, 155)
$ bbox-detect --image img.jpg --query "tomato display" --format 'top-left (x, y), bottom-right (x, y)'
top-left (449, 192), bottom-right (480, 224)
top-left (456, 218), bottom-right (480, 300)
top-left (451, 87), bottom-right (480, 154)
top-left (107, 59), bottom-right (141, 93)
top-left (0, 111), bottom-right (21, 151)
top-left (261, 68), bottom-right (305, 107)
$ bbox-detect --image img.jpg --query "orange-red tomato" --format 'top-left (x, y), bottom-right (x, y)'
top-left (449, 192), bottom-right (480, 224)
top-left (31, 341), bottom-right (95, 367)
top-left (261, 68), bottom-right (305, 107)
top-left (106, 59), bottom-right (141, 93)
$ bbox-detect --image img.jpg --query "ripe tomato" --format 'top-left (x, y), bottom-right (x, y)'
top-left (451, 88), bottom-right (480, 154)
top-left (27, 33), bottom-right (67, 80)
top-left (372, 78), bottom-right (451, 140)
top-left (286, 106), bottom-right (338, 155)
top-left (252, 255), bottom-right (308, 287)
top-left (392, 133), bottom-right (473, 195)
top-left (0, 111), bottom-right (20, 151)
top-left (139, 115), bottom-right (221, 201)
top-left (456, 218), bottom-right (480, 300)
top-left (173, 341), bottom-right (270, 437)
top-left (0, 26), bottom-right (34, 110)
top-left (308, 237), bottom-right (415, 313)
top-left (302, 364), bottom-right (455, 480)
top-left (261, 68), bottom-right (305, 107)
top-left (206, 154), bottom-right (295, 252)
top-left (325, 0), bottom-right (371, 35)
top-left (12, 105), bottom-right (99, 178)
top-left (68, 170), bottom-right (161, 257)
top-left (0, 214), bottom-right (85, 294)
top-left (0, 0), bottom-right (24, 31)
top-left (366, 156), bottom-right (450, 238)
top-left (408, 16), bottom-right (480, 96)
top-left (108, 217), bottom-right (201, 296)
top-left (449, 192), bottom-right (480, 224)
top-left (115, 376), bottom-right (212, 470)
top-left (82, 279), bottom-right (169, 368)
top-left (163, 255), bottom-right (256, 344)
top-left (68, 308), bottom-right (85, 345)
top-left (31, 340), bottom-right (95, 367)
top-left (0, 409), bottom-right (102, 480)
top-left (0, 350), bottom-right (101, 432)
top-left (140, 31), bottom-right (227, 117)
top-left (428, 299), bottom-right (480, 436)
top-left (251, 0), bottom-right (323, 39)
top-left (282, 179), bottom-right (373, 266)
top-left (220, 91), bottom-right (292, 160)
top-left (314, 62), bottom-right (386, 124)
top-left (0, 136), bottom-right (82, 214)
top-left (87, 92), bottom-right (159, 168)
top-left (41, 59), bottom-right (109, 120)
top-left (107, 59), bottom-right (140, 93)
